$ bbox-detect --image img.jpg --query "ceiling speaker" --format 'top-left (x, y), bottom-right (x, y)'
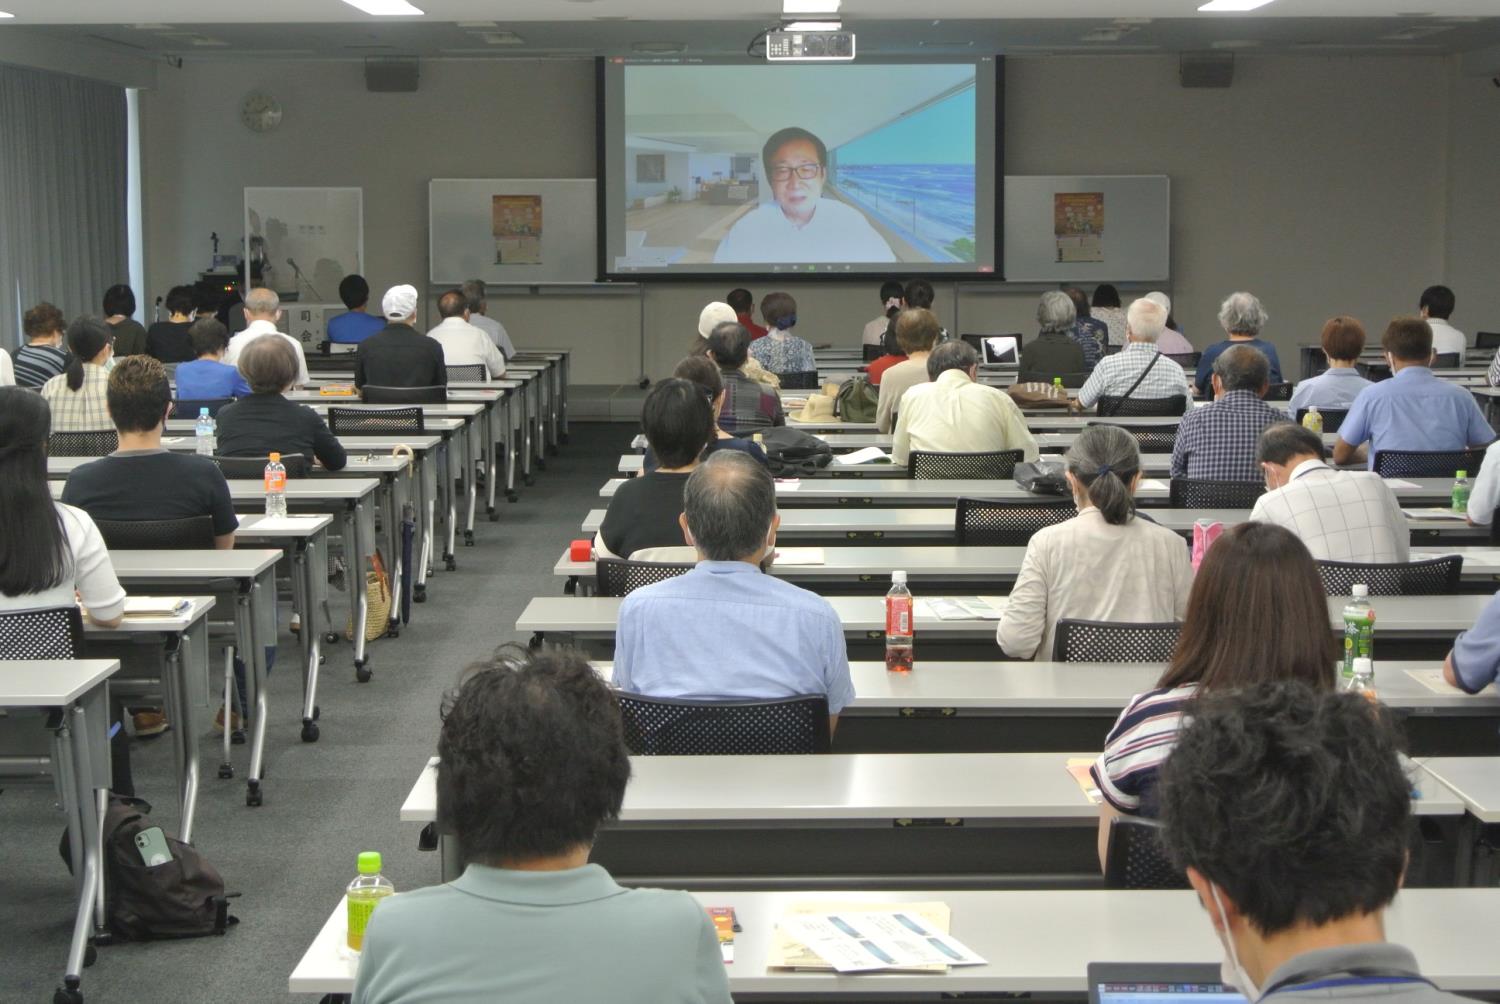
top-left (1180, 53), bottom-right (1234, 89)
top-left (365, 57), bottom-right (420, 93)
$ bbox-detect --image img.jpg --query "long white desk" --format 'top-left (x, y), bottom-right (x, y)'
top-left (1422, 757), bottom-right (1500, 824)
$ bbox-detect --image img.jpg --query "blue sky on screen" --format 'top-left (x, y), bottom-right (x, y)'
top-left (834, 86), bottom-right (976, 165)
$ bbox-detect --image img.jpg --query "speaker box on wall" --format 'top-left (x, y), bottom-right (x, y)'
top-left (1180, 53), bottom-right (1234, 88)
top-left (365, 57), bottom-right (420, 93)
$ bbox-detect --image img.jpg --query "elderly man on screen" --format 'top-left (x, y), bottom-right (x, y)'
top-left (612, 452), bottom-right (855, 735)
top-left (713, 127), bottom-right (897, 264)
top-left (892, 340), bottom-right (1039, 468)
top-left (222, 287), bottom-right (310, 389)
top-left (1076, 297), bottom-right (1192, 410)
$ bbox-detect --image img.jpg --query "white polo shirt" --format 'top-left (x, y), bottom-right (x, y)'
top-left (713, 199), bottom-right (897, 264)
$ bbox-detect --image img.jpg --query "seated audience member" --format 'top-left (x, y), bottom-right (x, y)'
top-left (748, 291), bottom-right (816, 377)
top-left (640, 356), bottom-right (768, 473)
top-left (864, 320), bottom-right (907, 386)
top-left (862, 279), bottom-right (905, 350)
top-left (705, 321), bottom-right (785, 435)
top-left (223, 287), bottom-right (310, 387)
top-left (1076, 297), bottom-right (1192, 410)
top-left (1465, 439), bottom-right (1500, 527)
top-left (1333, 317), bottom-right (1492, 470)
top-left (217, 337), bottom-right (347, 471)
top-left (145, 286), bottom-right (198, 364)
top-left (1019, 290), bottom-right (1088, 381)
top-left (461, 279), bottom-right (517, 361)
top-left (15, 301), bottom-right (70, 388)
top-left (893, 341), bottom-right (1039, 467)
top-left (1091, 284), bottom-right (1128, 347)
top-left (174, 318), bottom-right (252, 400)
top-left (1194, 292), bottom-right (1283, 397)
top-left (1145, 292), bottom-right (1194, 355)
top-left (353, 646), bottom-right (732, 1004)
top-left (0, 343), bottom-right (12, 386)
top-left (427, 288), bottom-right (506, 379)
top-left (1420, 283), bottom-right (1465, 365)
top-left (103, 284), bottom-right (148, 357)
top-left (1444, 589), bottom-right (1500, 695)
top-left (41, 317), bottom-right (114, 432)
top-left (1090, 522), bottom-right (1334, 864)
top-left (614, 452), bottom-right (855, 730)
top-left (1251, 424), bottom-right (1407, 562)
top-left (1171, 346), bottom-right (1286, 481)
top-left (1064, 286), bottom-right (1108, 354)
top-left (596, 379), bottom-right (714, 560)
top-left (872, 279), bottom-right (948, 385)
top-left (354, 285), bottom-right (447, 390)
top-left (0, 387), bottom-right (130, 793)
top-left (997, 425), bottom-right (1192, 661)
top-left (875, 308), bottom-right (941, 433)
top-left (1286, 316), bottom-right (1373, 419)
top-left (727, 287), bottom-right (767, 340)
top-left (1158, 681), bottom-right (1470, 1004)
top-left (693, 301), bottom-right (781, 390)
top-left (327, 274), bottom-right (386, 345)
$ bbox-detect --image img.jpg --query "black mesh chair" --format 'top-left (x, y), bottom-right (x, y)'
top-left (1094, 395), bottom-right (1187, 417)
top-left (1164, 352), bottom-right (1200, 369)
top-left (617, 693), bottom-right (831, 755)
top-left (778, 370), bottom-right (821, 390)
top-left (328, 406), bottom-right (425, 435)
top-left (359, 385), bottom-right (446, 404)
top-left (1432, 352), bottom-right (1460, 369)
top-left (1168, 478), bottom-right (1265, 509)
top-left (445, 364), bottom-right (486, 382)
top-left (1052, 618), bottom-right (1182, 662)
top-left (96, 515), bottom-right (217, 550)
top-left (1104, 816), bottom-right (1189, 890)
top-left (1294, 408), bottom-right (1349, 434)
top-left (1372, 448), bottom-right (1486, 479)
top-left (1476, 331), bottom-right (1500, 350)
top-left (0, 606), bottom-right (85, 659)
top-left (173, 397), bottom-right (235, 418)
top-left (1087, 421), bottom-right (1178, 455)
top-left (1356, 361), bottom-right (1392, 382)
top-left (1264, 382), bottom-right (1294, 401)
top-left (910, 449), bottom-right (1024, 480)
top-left (48, 430), bottom-right (118, 457)
top-left (212, 454), bottom-right (311, 480)
top-left (862, 344), bottom-right (884, 363)
top-left (954, 496), bottom-right (1075, 546)
top-left (594, 558), bottom-right (695, 597)
top-left (1316, 556), bottom-right (1464, 596)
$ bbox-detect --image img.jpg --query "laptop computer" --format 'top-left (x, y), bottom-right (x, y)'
top-left (979, 335), bottom-right (1021, 366)
top-left (1088, 962), bottom-right (1247, 1004)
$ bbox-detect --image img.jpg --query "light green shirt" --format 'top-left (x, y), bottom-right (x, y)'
top-left (353, 863), bottom-right (731, 1004)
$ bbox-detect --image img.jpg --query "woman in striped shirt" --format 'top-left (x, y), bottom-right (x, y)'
top-left (1090, 522), bottom-right (1337, 869)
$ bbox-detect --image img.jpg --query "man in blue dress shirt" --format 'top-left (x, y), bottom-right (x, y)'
top-left (1332, 316), bottom-right (1493, 470)
top-left (614, 451), bottom-right (855, 734)
top-left (326, 274), bottom-right (386, 345)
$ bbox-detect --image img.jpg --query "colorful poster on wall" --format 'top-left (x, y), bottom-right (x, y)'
top-left (1054, 192), bottom-right (1104, 263)
top-left (492, 195), bottom-right (543, 264)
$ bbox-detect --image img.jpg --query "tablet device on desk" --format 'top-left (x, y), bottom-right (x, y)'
top-left (981, 335), bottom-right (1020, 366)
top-left (1089, 963), bottom-right (1246, 1004)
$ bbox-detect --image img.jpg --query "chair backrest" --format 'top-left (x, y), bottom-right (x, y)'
top-left (1103, 816), bottom-right (1189, 890)
top-left (173, 397), bottom-right (235, 419)
top-left (0, 606), bottom-right (85, 659)
top-left (96, 515), bottom-right (217, 550)
top-left (1372, 448), bottom-right (1486, 479)
top-left (910, 449), bottom-right (1023, 480)
top-left (1432, 352), bottom-right (1460, 369)
top-left (1103, 342), bottom-right (1123, 356)
top-left (211, 454), bottom-right (311, 480)
top-left (953, 496), bottom-right (1075, 546)
top-left (594, 558), bottom-right (695, 597)
top-left (617, 692), bottom-right (831, 755)
top-left (48, 430), bottom-right (118, 457)
top-left (1264, 381), bottom-right (1294, 401)
top-left (1356, 361), bottom-right (1393, 382)
top-left (1294, 407), bottom-right (1349, 434)
top-left (1094, 395), bottom-right (1187, 417)
top-left (359, 385), bottom-right (446, 405)
top-left (1476, 331), bottom-right (1500, 350)
top-left (1163, 351), bottom-right (1200, 368)
top-left (1086, 420), bottom-right (1178, 455)
top-left (444, 364), bottom-right (487, 382)
top-left (328, 405), bottom-right (425, 435)
top-left (1316, 556), bottom-right (1463, 596)
top-left (1052, 618), bottom-right (1182, 662)
top-left (862, 343), bottom-right (883, 363)
top-left (1168, 478), bottom-right (1266, 509)
top-left (778, 370), bottom-right (821, 390)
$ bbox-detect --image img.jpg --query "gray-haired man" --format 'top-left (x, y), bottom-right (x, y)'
top-left (223, 286), bottom-right (310, 388)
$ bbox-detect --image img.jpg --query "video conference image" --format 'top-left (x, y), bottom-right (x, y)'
top-left (603, 59), bottom-right (998, 277)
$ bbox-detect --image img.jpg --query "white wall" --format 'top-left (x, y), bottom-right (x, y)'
top-left (138, 53), bottom-right (1497, 384)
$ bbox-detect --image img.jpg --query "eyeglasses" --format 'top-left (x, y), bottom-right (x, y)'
top-left (770, 163), bottom-right (822, 182)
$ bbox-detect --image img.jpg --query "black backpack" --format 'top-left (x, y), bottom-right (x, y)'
top-left (759, 426), bottom-right (834, 476)
top-left (61, 795), bottom-right (236, 941)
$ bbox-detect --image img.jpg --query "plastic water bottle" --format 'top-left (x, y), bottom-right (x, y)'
top-left (345, 851), bottom-right (394, 952)
top-left (885, 570), bottom-right (914, 673)
top-left (264, 452), bottom-right (288, 518)
top-left (1452, 470), bottom-right (1471, 515)
top-left (1343, 656), bottom-right (1377, 701)
top-left (194, 407), bottom-right (216, 456)
top-left (1301, 406), bottom-right (1323, 434)
top-left (1341, 584), bottom-right (1374, 679)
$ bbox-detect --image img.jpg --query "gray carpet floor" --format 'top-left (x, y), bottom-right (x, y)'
top-left (3, 421), bottom-right (634, 1003)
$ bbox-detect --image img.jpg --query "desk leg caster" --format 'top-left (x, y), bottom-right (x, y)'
top-left (535, 457), bottom-right (547, 471)
top-left (355, 660), bottom-right (372, 683)
top-left (464, 530), bottom-right (475, 547)
top-left (54, 978), bottom-right (84, 1004)
top-left (323, 632), bottom-right (340, 645)
top-left (246, 781), bottom-right (263, 807)
top-left (414, 584), bottom-right (427, 603)
top-left (218, 762), bottom-right (234, 779)
top-left (385, 624), bottom-right (400, 639)
top-left (230, 729), bottom-right (246, 746)
top-left (445, 555), bottom-right (457, 572)
top-left (301, 720), bottom-right (319, 743)
top-left (523, 475), bottom-right (535, 488)
top-left (487, 506), bottom-right (499, 522)
top-left (506, 491), bottom-right (519, 503)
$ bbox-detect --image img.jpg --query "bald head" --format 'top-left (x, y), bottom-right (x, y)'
top-left (682, 452), bottom-right (777, 563)
top-left (244, 287), bottom-right (280, 319)
top-left (438, 289), bottom-right (469, 320)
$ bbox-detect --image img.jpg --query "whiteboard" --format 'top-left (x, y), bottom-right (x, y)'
top-left (429, 179), bottom-right (596, 285)
top-left (1002, 175), bottom-right (1169, 283)
top-left (244, 187), bottom-right (363, 304)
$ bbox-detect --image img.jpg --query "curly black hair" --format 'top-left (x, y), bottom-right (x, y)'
top-left (437, 645), bottom-right (630, 865)
top-left (1158, 681), bottom-right (1411, 935)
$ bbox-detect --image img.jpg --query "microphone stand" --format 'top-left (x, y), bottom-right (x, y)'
top-left (287, 260), bottom-right (326, 301)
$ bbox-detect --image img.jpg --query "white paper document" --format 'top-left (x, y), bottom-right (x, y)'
top-left (1385, 479), bottom-right (1422, 489)
top-left (925, 597), bottom-right (1003, 621)
top-left (123, 596), bottom-right (191, 617)
top-left (1404, 668), bottom-right (1473, 695)
top-left (774, 479), bottom-right (802, 491)
top-left (772, 547), bottom-right (826, 566)
top-left (1403, 508), bottom-right (1469, 522)
top-left (1138, 478), bottom-right (1169, 491)
top-left (832, 447), bottom-right (892, 465)
top-left (244, 516), bottom-right (323, 532)
top-left (777, 911), bottom-right (986, 973)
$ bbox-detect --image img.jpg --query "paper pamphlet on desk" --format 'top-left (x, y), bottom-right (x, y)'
top-left (774, 479), bottom-right (802, 491)
top-left (1138, 478), bottom-right (1169, 491)
top-left (246, 516), bottom-right (323, 532)
top-left (1403, 508), bottom-right (1469, 521)
top-left (923, 597), bottom-right (1004, 621)
top-left (1384, 479), bottom-right (1422, 489)
top-left (769, 901), bottom-right (967, 973)
top-left (1066, 758), bottom-right (1104, 805)
top-left (832, 447), bottom-right (893, 465)
top-left (123, 597), bottom-right (191, 617)
top-left (161, 437), bottom-right (184, 445)
top-left (1404, 668), bottom-right (1472, 695)
top-left (775, 909), bottom-right (985, 973)
top-left (772, 547), bottom-right (826, 566)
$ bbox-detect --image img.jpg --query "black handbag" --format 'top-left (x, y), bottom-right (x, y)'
top-left (1014, 460), bottom-right (1069, 495)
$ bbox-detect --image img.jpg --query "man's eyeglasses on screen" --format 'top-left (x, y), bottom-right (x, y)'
top-left (770, 164), bottom-right (823, 181)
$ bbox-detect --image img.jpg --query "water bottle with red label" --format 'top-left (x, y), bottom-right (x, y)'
top-left (885, 570), bottom-right (914, 673)
top-left (264, 452), bottom-right (288, 518)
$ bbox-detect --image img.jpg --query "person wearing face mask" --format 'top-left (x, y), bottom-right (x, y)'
top-left (145, 285), bottom-right (199, 363)
top-left (613, 451), bottom-right (855, 737)
top-left (1157, 680), bottom-right (1467, 1004)
top-left (40, 316), bottom-right (115, 432)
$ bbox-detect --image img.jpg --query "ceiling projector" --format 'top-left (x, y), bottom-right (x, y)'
top-left (766, 29), bottom-right (856, 62)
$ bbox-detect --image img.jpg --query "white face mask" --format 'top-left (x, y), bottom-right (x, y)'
top-left (1211, 885), bottom-right (1262, 1001)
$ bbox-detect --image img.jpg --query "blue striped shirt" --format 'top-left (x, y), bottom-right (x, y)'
top-left (1090, 682), bottom-right (1198, 815)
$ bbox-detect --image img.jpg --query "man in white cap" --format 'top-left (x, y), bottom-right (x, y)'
top-left (696, 301), bottom-right (780, 391)
top-left (224, 286), bottom-right (309, 388)
top-left (354, 284), bottom-right (447, 390)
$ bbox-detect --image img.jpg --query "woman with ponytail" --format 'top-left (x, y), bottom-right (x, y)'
top-left (996, 424), bottom-right (1194, 660)
top-left (39, 316), bottom-right (114, 433)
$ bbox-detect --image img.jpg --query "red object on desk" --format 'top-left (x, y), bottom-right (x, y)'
top-left (570, 539), bottom-right (594, 562)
